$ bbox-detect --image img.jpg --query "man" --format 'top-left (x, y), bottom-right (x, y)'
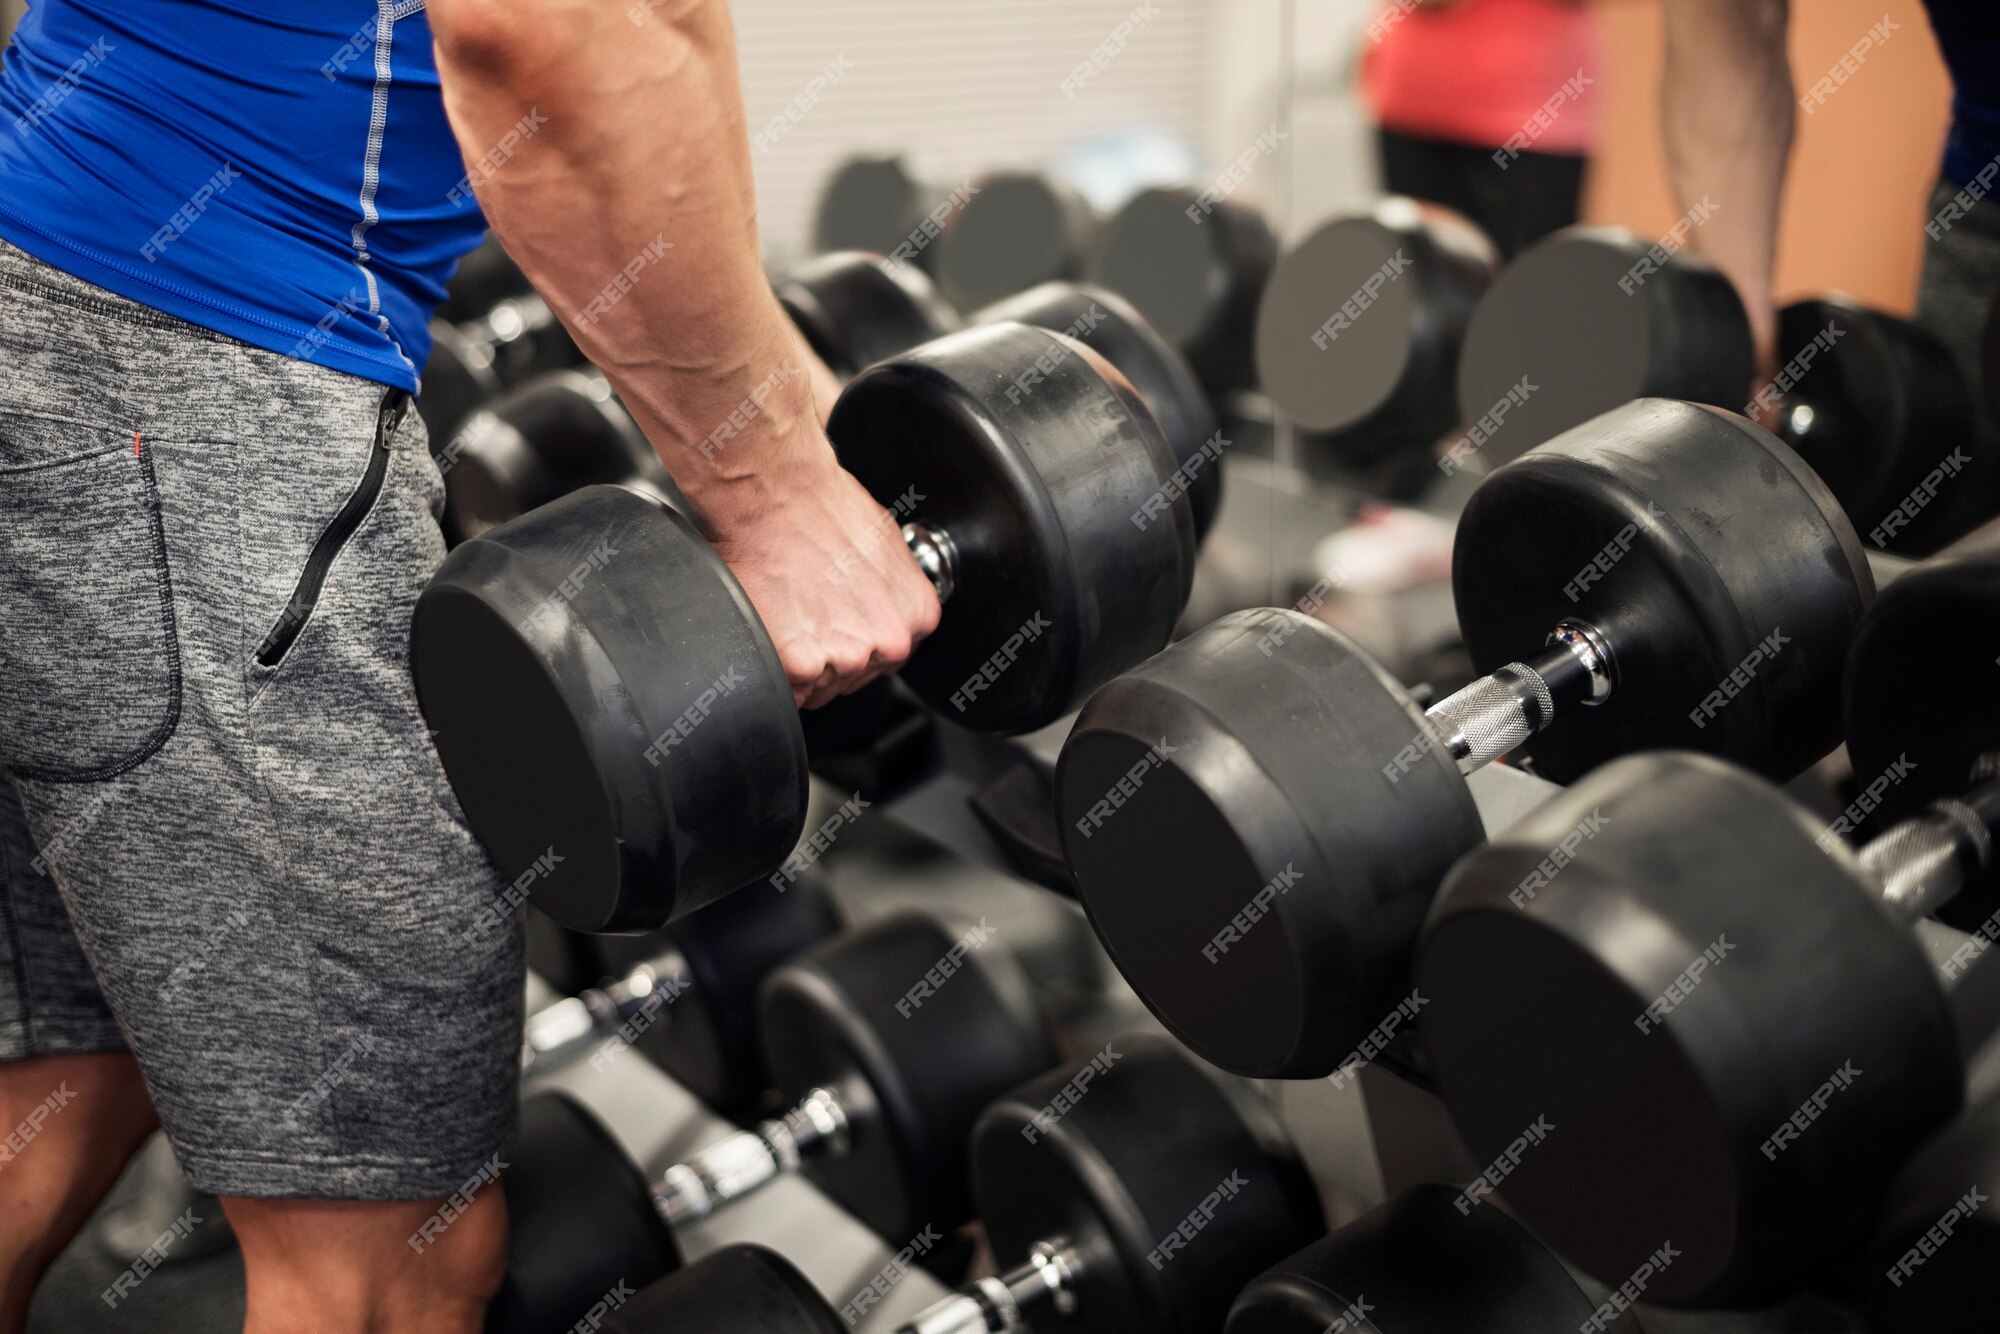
top-left (1661, 0), bottom-right (1999, 428)
top-left (0, 2), bottom-right (936, 1329)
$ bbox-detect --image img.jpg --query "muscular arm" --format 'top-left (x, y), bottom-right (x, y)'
top-left (428, 0), bottom-right (936, 706)
top-left (1661, 0), bottom-right (1793, 371)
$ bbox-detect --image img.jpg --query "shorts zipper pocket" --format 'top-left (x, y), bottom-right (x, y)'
top-left (255, 389), bottom-right (409, 667)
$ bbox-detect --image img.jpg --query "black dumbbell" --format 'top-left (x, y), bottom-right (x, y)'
top-left (974, 282), bottom-right (1221, 542)
top-left (521, 871), bottom-right (844, 1112)
top-left (1863, 1092), bottom-right (2000, 1333)
top-left (1089, 185), bottom-right (1279, 399)
top-left (1226, 1184), bottom-right (1642, 1333)
top-left (437, 233), bottom-right (533, 324)
top-left (1845, 516), bottom-right (2000, 930)
top-left (813, 153), bottom-right (955, 273)
top-left (775, 250), bottom-right (963, 382)
top-left (1254, 199), bottom-right (1498, 472)
top-left (433, 366), bottom-right (678, 546)
top-left (487, 912), bottom-right (1056, 1331)
top-left (1455, 225), bottom-right (1755, 470)
top-left (414, 322), bottom-right (1195, 933)
top-left (1417, 744), bottom-right (2000, 1306)
top-left (1055, 397), bottom-right (1871, 1078)
top-left (422, 290), bottom-right (589, 447)
top-left (935, 170), bottom-right (1101, 312)
top-left (597, 1245), bottom-right (843, 1334)
top-left (579, 1035), bottom-right (1323, 1334)
top-left (1771, 296), bottom-right (1998, 557)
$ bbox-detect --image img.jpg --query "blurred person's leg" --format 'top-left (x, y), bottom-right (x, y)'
top-left (1376, 127), bottom-right (1584, 260)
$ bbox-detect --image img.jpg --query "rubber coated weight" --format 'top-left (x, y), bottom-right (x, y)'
top-left (974, 282), bottom-right (1221, 541)
top-left (935, 171), bottom-right (1099, 311)
top-left (1057, 611), bottom-right (1482, 1078)
top-left (487, 1092), bottom-right (682, 1334)
top-left (1416, 752), bottom-right (1964, 1306)
top-left (757, 912), bottom-right (1057, 1243)
top-left (585, 869), bottom-right (846, 1113)
top-left (438, 233), bottom-right (532, 324)
top-left (1863, 1096), bottom-right (2000, 1334)
top-left (603, 1246), bottom-right (844, 1334)
top-left (1091, 185), bottom-right (1279, 397)
top-left (1226, 1185), bottom-right (1640, 1334)
top-left (1255, 199), bottom-right (1497, 465)
top-left (1454, 398), bottom-right (1872, 784)
top-left (831, 322), bottom-right (1194, 734)
top-left (414, 484), bottom-right (808, 933)
top-left (1774, 296), bottom-right (1994, 556)
top-left (774, 251), bottom-right (961, 381)
top-left (438, 368), bottom-right (673, 545)
top-left (1456, 226), bottom-right (1754, 468)
top-left (966, 1034), bottom-right (1323, 1333)
top-left (1845, 517), bottom-right (2000, 925)
top-left (813, 154), bottom-right (950, 273)
top-left (420, 320), bottom-right (502, 449)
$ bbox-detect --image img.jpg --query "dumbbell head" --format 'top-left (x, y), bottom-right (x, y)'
top-left (438, 368), bottom-right (667, 545)
top-left (591, 871), bottom-right (845, 1112)
top-left (935, 171), bottom-right (1098, 311)
top-left (758, 911), bottom-right (1056, 1242)
top-left (414, 483), bottom-right (809, 933)
top-left (832, 321), bottom-right (1194, 731)
top-left (1255, 199), bottom-right (1497, 464)
top-left (1456, 226), bottom-right (1754, 468)
top-left (1091, 185), bottom-right (1279, 397)
top-left (487, 1092), bottom-right (682, 1334)
top-left (1455, 397), bottom-right (1870, 783)
top-left (1416, 751), bottom-right (1966, 1306)
top-left (774, 251), bottom-right (961, 381)
top-left (437, 233), bottom-right (531, 324)
top-left (813, 154), bottom-right (949, 271)
top-left (973, 282), bottom-right (1221, 541)
top-left (1773, 296), bottom-right (1992, 556)
top-left (1057, 398), bottom-right (1869, 1078)
top-left (602, 1246), bottom-right (844, 1334)
top-left (1226, 1184), bottom-right (1639, 1334)
top-left (1863, 1096), bottom-right (2000, 1333)
top-left (1846, 517), bottom-right (2000, 926)
top-left (966, 1034), bottom-right (1322, 1333)
top-left (420, 320), bottom-right (501, 449)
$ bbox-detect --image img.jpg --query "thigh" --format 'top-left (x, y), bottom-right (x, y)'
top-left (0, 238), bottom-right (523, 1203)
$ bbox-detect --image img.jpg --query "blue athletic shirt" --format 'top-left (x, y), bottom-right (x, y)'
top-left (0, 2), bottom-right (486, 391)
top-left (1923, 1), bottom-right (2000, 189)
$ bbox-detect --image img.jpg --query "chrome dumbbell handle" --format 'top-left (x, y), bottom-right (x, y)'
top-left (896, 1242), bottom-right (1084, 1334)
top-left (903, 520), bottom-right (959, 604)
top-left (1422, 620), bottom-right (1616, 774)
top-left (651, 1087), bottom-right (851, 1228)
top-left (1860, 766), bottom-right (2000, 928)
top-left (519, 949), bottom-right (687, 1078)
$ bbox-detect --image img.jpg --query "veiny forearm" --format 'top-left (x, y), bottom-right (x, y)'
top-left (1661, 0), bottom-right (1794, 355)
top-left (429, 0), bottom-right (825, 522)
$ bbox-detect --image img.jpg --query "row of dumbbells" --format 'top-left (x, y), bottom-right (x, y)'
top-left (493, 865), bottom-right (1648, 1334)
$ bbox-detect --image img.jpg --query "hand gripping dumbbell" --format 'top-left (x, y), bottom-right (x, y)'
top-left (776, 252), bottom-right (1220, 541)
top-left (520, 871), bottom-right (844, 1112)
top-left (1862, 1091), bottom-right (2000, 1333)
top-left (1454, 225), bottom-right (1755, 471)
top-left (413, 321), bottom-right (1196, 933)
top-left (1253, 198), bottom-right (1498, 474)
top-left (487, 912), bottom-right (1056, 1332)
top-left (1415, 743), bottom-right (2000, 1307)
top-left (1225, 1184), bottom-right (1641, 1334)
top-left (1769, 296), bottom-right (1999, 557)
top-left (435, 366), bottom-right (679, 546)
top-left (569, 1035), bottom-right (1323, 1334)
top-left (1088, 184), bottom-right (1279, 399)
top-left (1055, 397), bottom-right (1872, 1078)
top-left (934, 170), bottom-right (1101, 312)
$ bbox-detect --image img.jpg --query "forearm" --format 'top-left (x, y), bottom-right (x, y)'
top-left (1660, 0), bottom-right (1793, 356)
top-left (429, 0), bottom-right (824, 526)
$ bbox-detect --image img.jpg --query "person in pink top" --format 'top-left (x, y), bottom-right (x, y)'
top-left (1362, 0), bottom-right (1605, 257)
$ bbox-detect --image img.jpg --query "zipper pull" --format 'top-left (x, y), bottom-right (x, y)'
top-left (378, 390), bottom-right (410, 445)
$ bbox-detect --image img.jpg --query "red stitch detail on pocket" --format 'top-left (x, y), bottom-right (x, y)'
top-left (133, 429), bottom-right (141, 456)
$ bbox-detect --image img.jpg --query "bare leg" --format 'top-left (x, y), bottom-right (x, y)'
top-left (0, 1052), bottom-right (159, 1334)
top-left (226, 1186), bottom-right (506, 1334)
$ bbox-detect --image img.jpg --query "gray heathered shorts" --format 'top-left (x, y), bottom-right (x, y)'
top-left (0, 237), bottom-right (523, 1200)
